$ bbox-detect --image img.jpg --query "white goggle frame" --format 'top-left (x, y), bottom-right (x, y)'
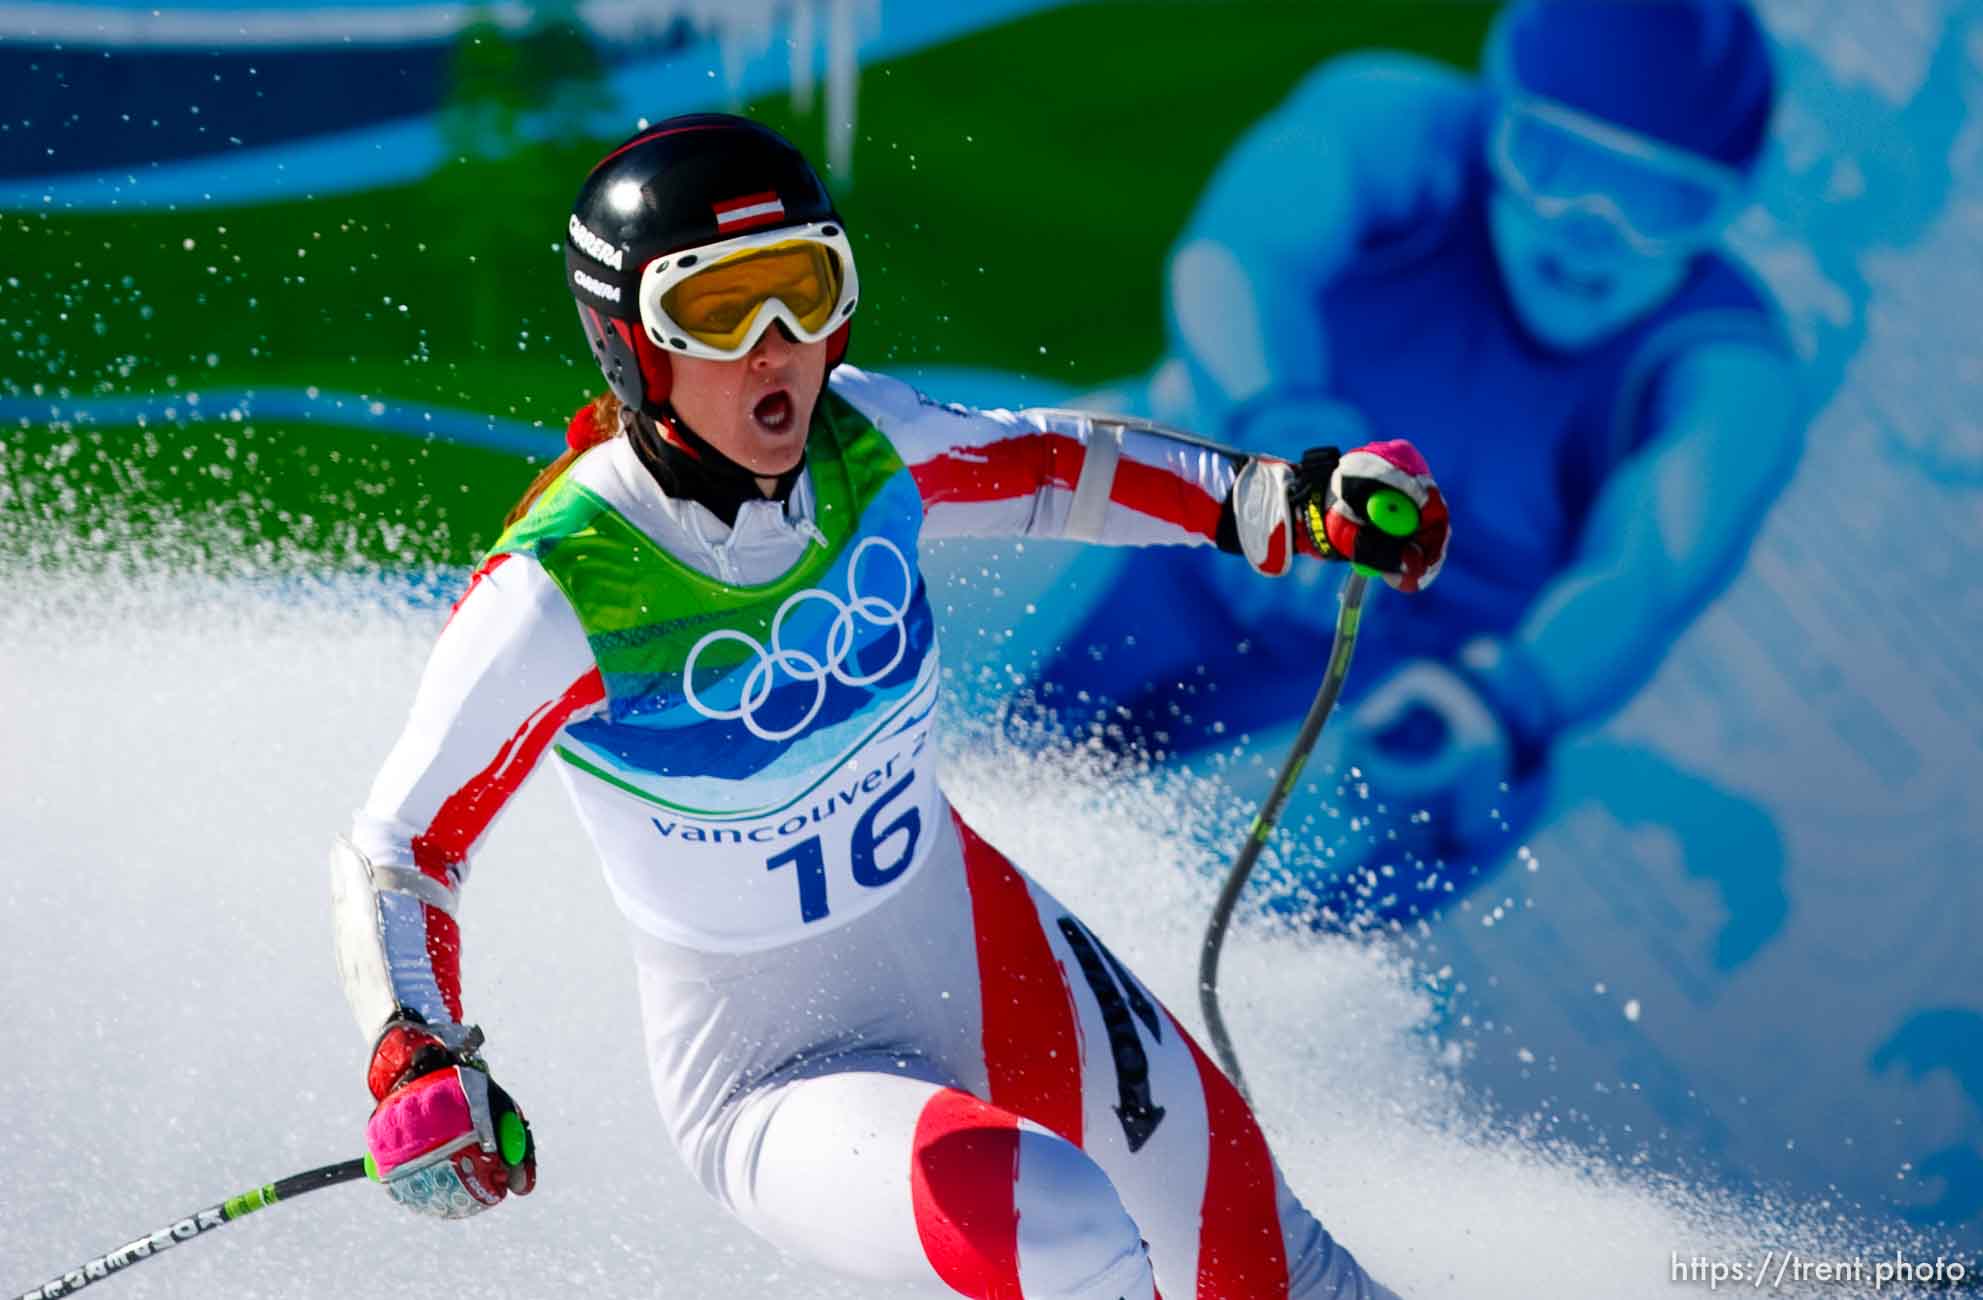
top-left (1491, 96), bottom-right (1746, 257)
top-left (637, 221), bottom-right (859, 361)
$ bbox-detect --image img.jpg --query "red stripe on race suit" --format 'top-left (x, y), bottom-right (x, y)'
top-left (442, 553), bottom-right (513, 634)
top-left (1109, 454), bottom-right (1225, 543)
top-left (422, 906), bottom-right (465, 1023)
top-left (411, 667), bottom-right (606, 1015)
top-left (413, 667), bottom-right (605, 877)
top-left (910, 1088), bottom-right (1024, 1300)
top-left (911, 431), bottom-right (1083, 507)
top-left (910, 432), bottom-right (1224, 542)
top-left (954, 813), bottom-right (1084, 1146)
top-left (1168, 1009), bottom-right (1289, 1299)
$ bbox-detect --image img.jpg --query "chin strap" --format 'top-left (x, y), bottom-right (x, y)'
top-left (626, 405), bottom-right (806, 529)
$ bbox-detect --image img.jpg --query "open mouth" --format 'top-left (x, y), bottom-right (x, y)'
top-left (752, 388), bottom-right (795, 434)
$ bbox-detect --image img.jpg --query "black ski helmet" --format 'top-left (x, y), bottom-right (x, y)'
top-left (564, 113), bottom-right (854, 418)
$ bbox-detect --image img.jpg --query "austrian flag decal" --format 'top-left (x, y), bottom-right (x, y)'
top-left (713, 191), bottom-right (786, 233)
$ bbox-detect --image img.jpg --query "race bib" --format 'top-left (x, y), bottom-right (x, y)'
top-left (560, 665), bottom-right (942, 951)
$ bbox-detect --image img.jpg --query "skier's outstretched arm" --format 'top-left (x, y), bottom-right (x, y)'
top-left (1479, 339), bottom-right (1801, 743)
top-left (1162, 52), bottom-right (1484, 428)
top-left (833, 364), bottom-right (1450, 592)
top-left (330, 552), bottom-right (602, 1218)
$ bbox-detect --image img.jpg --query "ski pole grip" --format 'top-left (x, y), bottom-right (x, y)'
top-left (1365, 487), bottom-right (1419, 538)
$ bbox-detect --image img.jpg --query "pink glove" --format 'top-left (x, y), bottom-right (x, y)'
top-left (365, 1020), bottom-right (536, 1220)
top-left (1288, 440), bottom-right (1450, 593)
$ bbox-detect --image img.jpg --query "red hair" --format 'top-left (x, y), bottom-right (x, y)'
top-left (504, 393), bottom-right (624, 527)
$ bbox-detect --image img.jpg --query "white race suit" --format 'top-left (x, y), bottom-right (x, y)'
top-left (332, 365), bottom-right (1401, 1300)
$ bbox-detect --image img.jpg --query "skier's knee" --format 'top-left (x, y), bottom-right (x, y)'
top-left (1008, 1130), bottom-right (1153, 1300)
top-left (913, 1099), bottom-right (1152, 1300)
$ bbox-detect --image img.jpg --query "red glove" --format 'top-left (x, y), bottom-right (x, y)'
top-left (1287, 439), bottom-right (1450, 593)
top-left (365, 1019), bottom-right (536, 1220)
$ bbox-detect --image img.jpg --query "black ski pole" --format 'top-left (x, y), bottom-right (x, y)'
top-left (16, 1156), bottom-right (368, 1299)
top-left (1197, 472), bottom-right (1427, 1102)
top-left (1198, 570), bottom-right (1373, 1104)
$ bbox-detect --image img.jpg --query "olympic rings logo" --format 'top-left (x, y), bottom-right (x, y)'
top-left (682, 536), bottom-right (916, 741)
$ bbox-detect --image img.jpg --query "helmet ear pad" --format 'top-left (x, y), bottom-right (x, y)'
top-left (825, 319), bottom-right (852, 369)
top-left (576, 302), bottom-right (675, 412)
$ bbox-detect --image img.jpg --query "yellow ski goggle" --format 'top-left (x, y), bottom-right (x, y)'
top-left (639, 224), bottom-right (858, 360)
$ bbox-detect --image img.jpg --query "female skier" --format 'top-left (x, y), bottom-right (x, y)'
top-left (331, 114), bottom-right (1449, 1300)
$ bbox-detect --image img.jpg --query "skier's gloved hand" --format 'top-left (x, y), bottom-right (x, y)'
top-left (1225, 438), bottom-right (1449, 590)
top-left (1287, 440), bottom-right (1450, 593)
top-left (364, 1017), bottom-right (536, 1220)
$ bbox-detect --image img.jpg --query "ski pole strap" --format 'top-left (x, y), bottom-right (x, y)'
top-left (1199, 571), bottom-right (1373, 1104)
top-left (15, 1157), bottom-right (367, 1299)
